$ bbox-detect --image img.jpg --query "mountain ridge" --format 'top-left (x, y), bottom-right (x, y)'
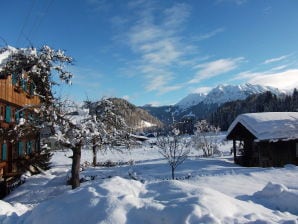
top-left (176, 83), bottom-right (283, 110)
top-left (141, 83), bottom-right (286, 125)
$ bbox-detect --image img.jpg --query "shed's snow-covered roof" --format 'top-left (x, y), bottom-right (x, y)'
top-left (227, 112), bottom-right (298, 141)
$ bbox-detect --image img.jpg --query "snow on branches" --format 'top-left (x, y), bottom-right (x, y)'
top-left (0, 45), bottom-right (73, 102)
top-left (156, 129), bottom-right (190, 179)
top-left (192, 120), bottom-right (221, 157)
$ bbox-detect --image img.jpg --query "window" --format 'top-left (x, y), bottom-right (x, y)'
top-left (19, 111), bottom-right (24, 119)
top-left (2, 144), bottom-right (7, 161)
top-left (29, 82), bottom-right (35, 96)
top-left (18, 142), bottom-right (23, 156)
top-left (15, 110), bottom-right (20, 123)
top-left (31, 140), bottom-right (35, 153)
top-left (35, 140), bottom-right (40, 152)
top-left (5, 106), bottom-right (11, 123)
top-left (12, 74), bottom-right (18, 85)
top-left (11, 107), bottom-right (15, 122)
top-left (21, 79), bottom-right (27, 91)
top-left (28, 113), bottom-right (33, 121)
top-left (26, 141), bottom-right (32, 154)
top-left (0, 105), bottom-right (4, 121)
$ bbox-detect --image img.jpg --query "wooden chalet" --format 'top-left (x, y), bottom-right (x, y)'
top-left (226, 112), bottom-right (298, 167)
top-left (0, 66), bottom-right (40, 197)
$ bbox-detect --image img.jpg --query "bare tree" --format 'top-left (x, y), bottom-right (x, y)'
top-left (156, 129), bottom-right (190, 180)
top-left (192, 120), bottom-right (221, 157)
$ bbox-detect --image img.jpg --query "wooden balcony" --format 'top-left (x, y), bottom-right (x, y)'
top-left (0, 75), bottom-right (40, 107)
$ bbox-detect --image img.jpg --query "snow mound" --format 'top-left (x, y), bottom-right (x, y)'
top-left (0, 201), bottom-right (28, 224)
top-left (253, 182), bottom-right (298, 215)
top-left (20, 177), bottom-right (296, 224)
top-left (0, 200), bottom-right (17, 215)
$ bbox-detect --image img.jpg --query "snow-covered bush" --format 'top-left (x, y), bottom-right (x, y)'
top-left (192, 120), bottom-right (221, 157)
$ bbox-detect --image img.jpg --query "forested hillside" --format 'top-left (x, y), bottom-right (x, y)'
top-left (210, 89), bottom-right (298, 130)
top-left (89, 98), bottom-right (163, 132)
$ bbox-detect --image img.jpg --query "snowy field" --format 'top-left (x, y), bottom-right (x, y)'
top-left (1, 139), bottom-right (298, 224)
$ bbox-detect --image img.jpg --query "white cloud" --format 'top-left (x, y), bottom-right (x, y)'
top-left (216, 0), bottom-right (247, 5)
top-left (141, 39), bottom-right (181, 65)
top-left (263, 54), bottom-right (290, 64)
top-left (146, 101), bottom-right (162, 107)
top-left (129, 24), bottom-right (162, 46)
top-left (145, 75), bottom-right (182, 94)
top-left (195, 28), bottom-right (225, 41)
top-left (269, 64), bottom-right (289, 71)
top-left (121, 2), bottom-right (193, 94)
top-left (248, 69), bottom-right (298, 90)
top-left (122, 95), bottom-right (130, 100)
top-left (189, 57), bottom-right (244, 83)
top-left (87, 0), bottom-right (110, 11)
top-left (192, 86), bottom-right (212, 94)
top-left (163, 3), bottom-right (191, 28)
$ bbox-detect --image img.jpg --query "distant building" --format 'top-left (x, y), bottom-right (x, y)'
top-left (0, 69), bottom-right (40, 197)
top-left (226, 112), bottom-right (298, 167)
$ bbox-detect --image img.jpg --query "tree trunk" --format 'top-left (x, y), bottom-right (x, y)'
top-left (233, 140), bottom-right (236, 161)
top-left (92, 142), bottom-right (97, 167)
top-left (171, 166), bottom-right (175, 180)
top-left (71, 146), bottom-right (81, 189)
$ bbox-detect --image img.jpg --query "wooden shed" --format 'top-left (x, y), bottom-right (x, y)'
top-left (226, 112), bottom-right (298, 167)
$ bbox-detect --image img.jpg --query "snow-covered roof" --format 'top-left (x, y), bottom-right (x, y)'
top-left (227, 112), bottom-right (298, 141)
top-left (0, 46), bottom-right (37, 71)
top-left (0, 46), bottom-right (15, 70)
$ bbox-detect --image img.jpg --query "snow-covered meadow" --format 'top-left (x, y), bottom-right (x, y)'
top-left (1, 138), bottom-right (298, 224)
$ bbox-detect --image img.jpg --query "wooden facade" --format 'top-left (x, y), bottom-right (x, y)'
top-left (0, 74), bottom-right (40, 198)
top-left (227, 116), bottom-right (298, 167)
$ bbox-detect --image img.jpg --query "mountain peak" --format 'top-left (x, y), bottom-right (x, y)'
top-left (176, 92), bottom-right (207, 110)
top-left (176, 83), bottom-right (283, 109)
top-left (203, 83), bottom-right (282, 105)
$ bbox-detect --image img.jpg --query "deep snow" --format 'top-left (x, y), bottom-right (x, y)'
top-left (1, 140), bottom-right (298, 224)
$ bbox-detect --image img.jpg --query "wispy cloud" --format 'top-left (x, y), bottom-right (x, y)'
top-left (263, 54), bottom-right (291, 64)
top-left (195, 28), bottom-right (225, 41)
top-left (87, 0), bottom-right (111, 11)
top-left (70, 66), bottom-right (103, 89)
top-left (233, 69), bottom-right (298, 90)
top-left (116, 1), bottom-right (194, 94)
top-left (249, 69), bottom-right (298, 90)
top-left (163, 3), bottom-right (191, 28)
top-left (192, 86), bottom-right (212, 94)
top-left (216, 0), bottom-right (248, 5)
top-left (189, 57), bottom-right (244, 83)
top-left (269, 64), bottom-right (289, 72)
top-left (145, 74), bottom-right (182, 94)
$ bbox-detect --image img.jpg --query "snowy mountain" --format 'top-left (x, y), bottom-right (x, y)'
top-left (202, 83), bottom-right (282, 105)
top-left (176, 83), bottom-right (283, 109)
top-left (143, 83), bottom-right (285, 125)
top-left (176, 93), bottom-right (207, 110)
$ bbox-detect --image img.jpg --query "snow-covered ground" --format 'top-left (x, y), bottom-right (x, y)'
top-left (1, 140), bottom-right (298, 224)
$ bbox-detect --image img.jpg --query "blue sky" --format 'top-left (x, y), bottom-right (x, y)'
top-left (1, 0), bottom-right (298, 106)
